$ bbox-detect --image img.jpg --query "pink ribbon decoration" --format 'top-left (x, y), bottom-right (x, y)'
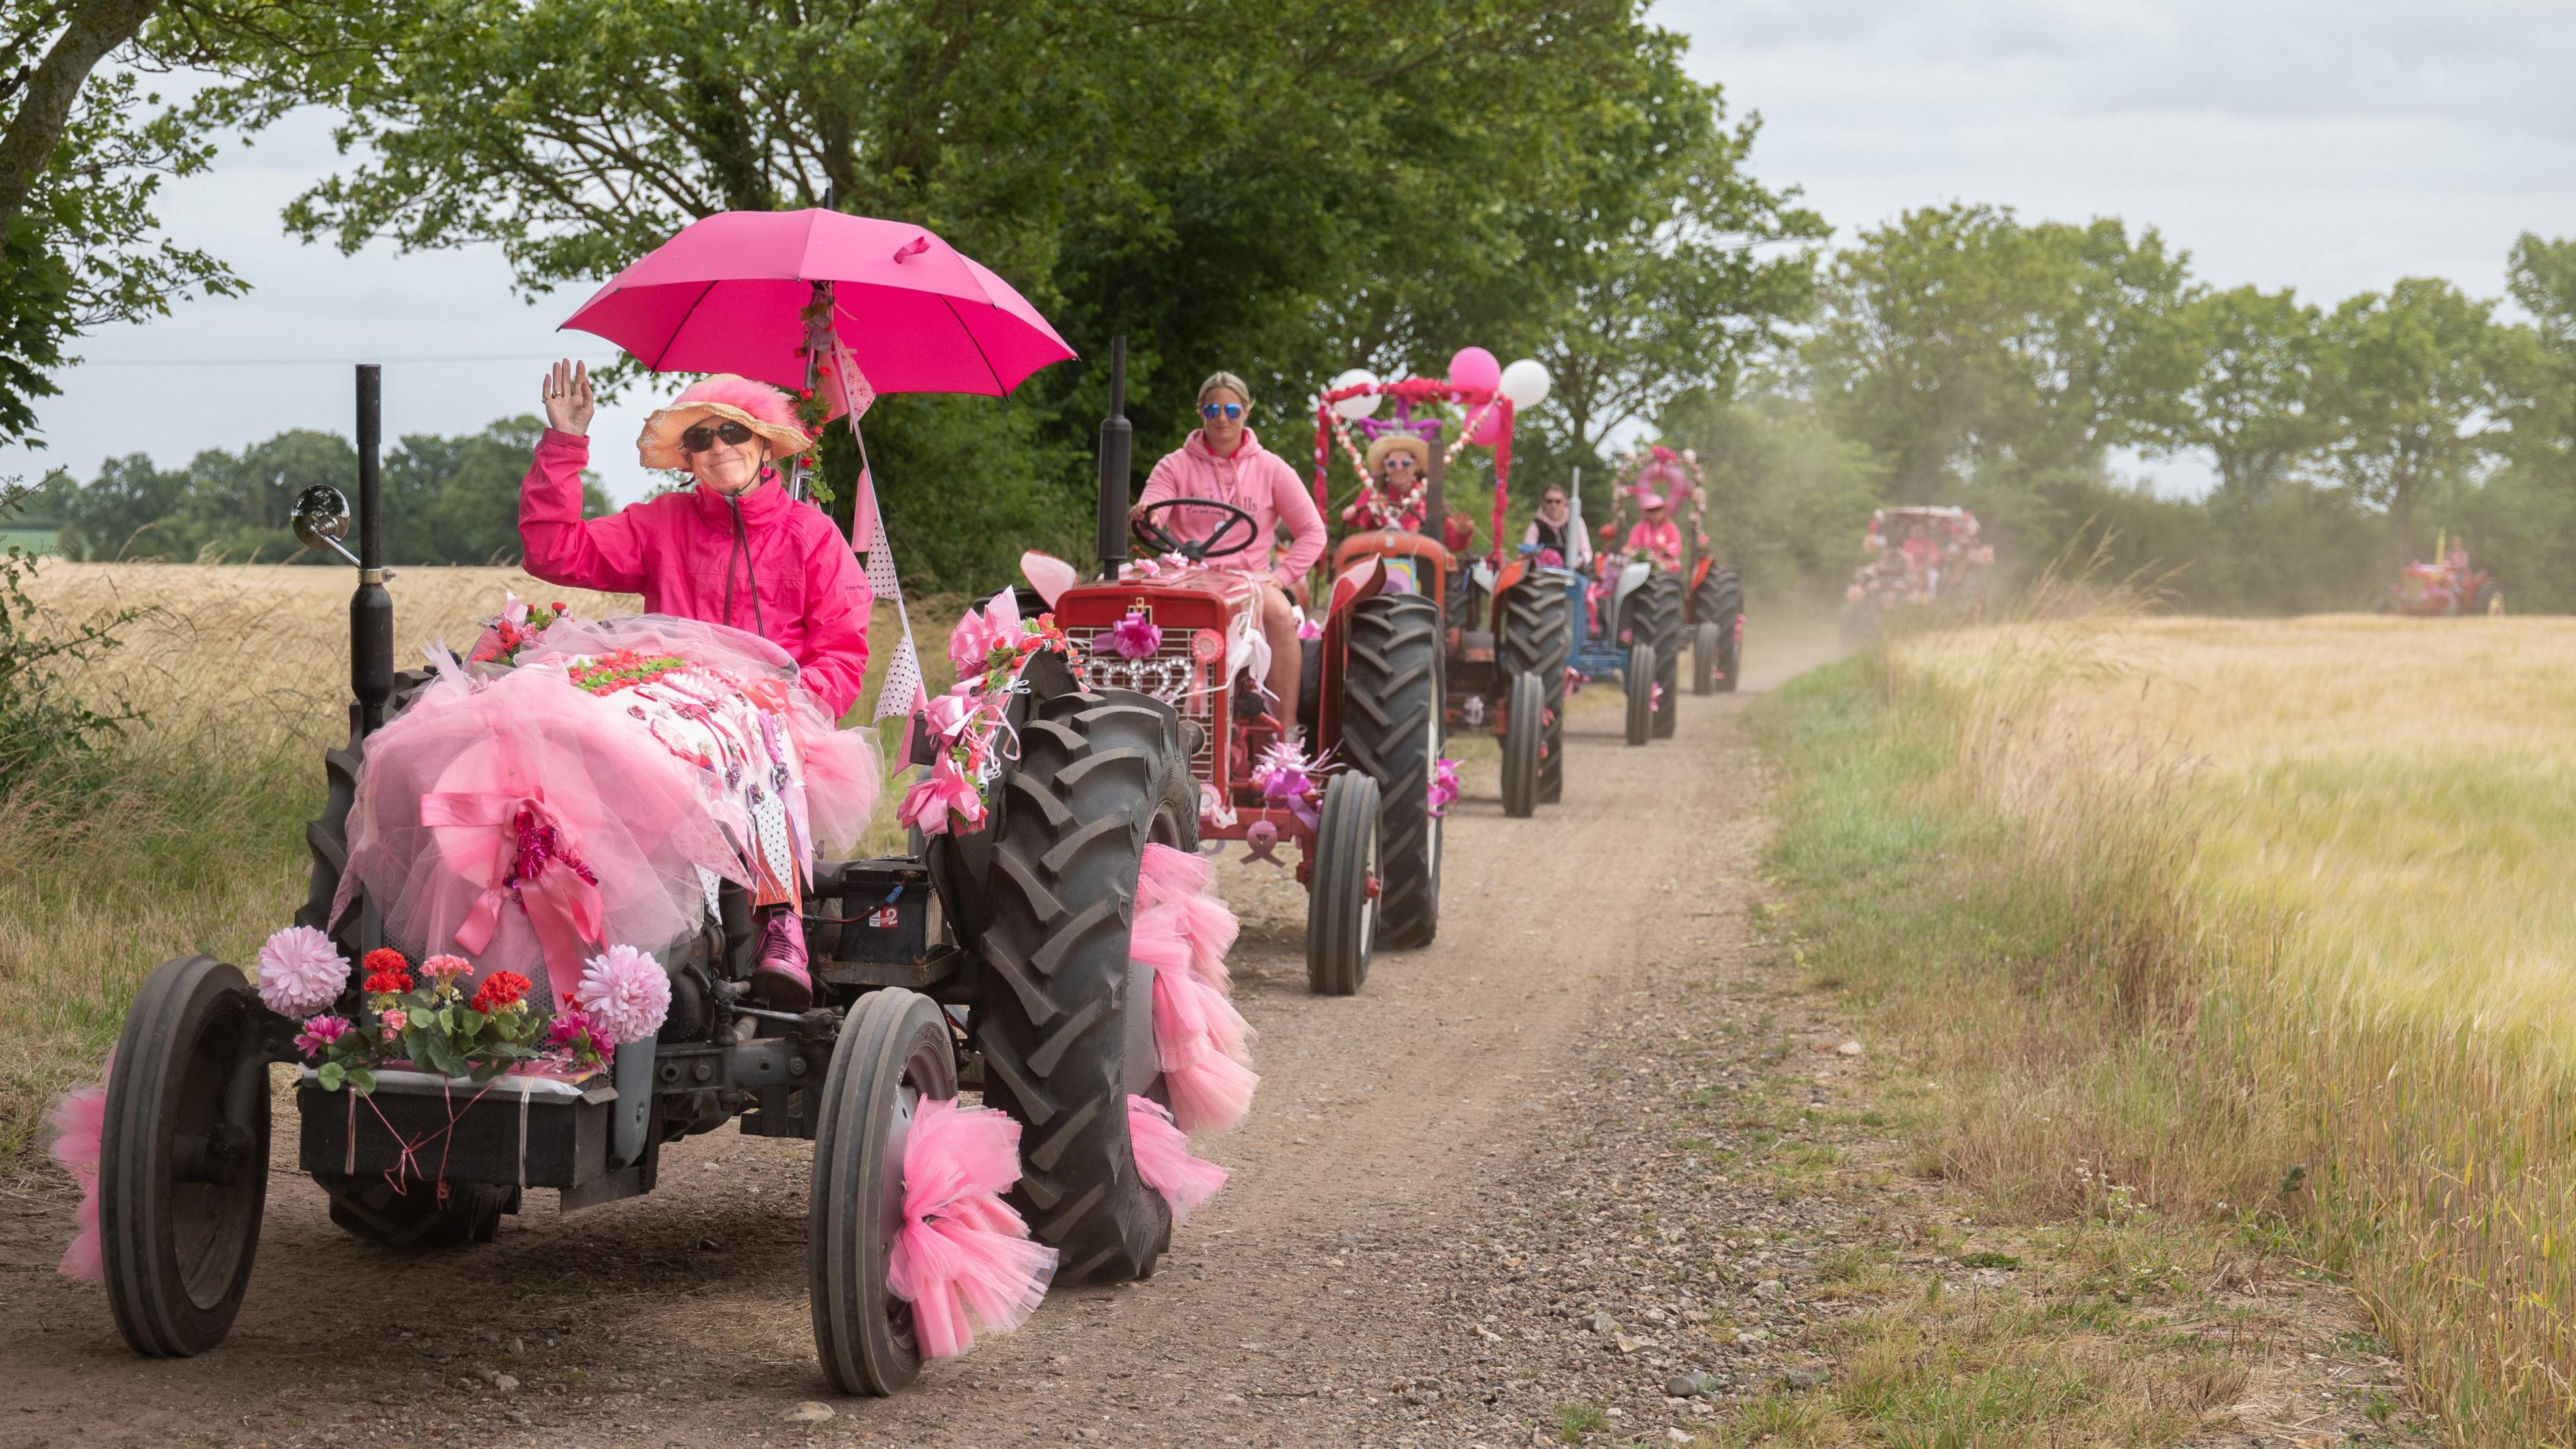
top-left (421, 786), bottom-right (605, 988)
top-left (885, 1097), bottom-right (1057, 1360)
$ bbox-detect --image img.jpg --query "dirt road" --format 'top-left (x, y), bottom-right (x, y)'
top-left (0, 635), bottom-right (1829, 1449)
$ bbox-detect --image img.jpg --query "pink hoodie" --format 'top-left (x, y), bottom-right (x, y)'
top-left (1138, 427), bottom-right (1326, 588)
top-left (519, 429), bottom-right (873, 718)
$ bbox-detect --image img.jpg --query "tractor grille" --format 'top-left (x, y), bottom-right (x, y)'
top-left (1068, 627), bottom-right (1218, 783)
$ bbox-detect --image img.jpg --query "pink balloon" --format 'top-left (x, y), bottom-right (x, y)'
top-left (1467, 398), bottom-right (1511, 447)
top-left (1447, 346), bottom-right (1501, 397)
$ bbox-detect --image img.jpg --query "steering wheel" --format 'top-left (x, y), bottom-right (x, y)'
top-left (1132, 497), bottom-right (1260, 562)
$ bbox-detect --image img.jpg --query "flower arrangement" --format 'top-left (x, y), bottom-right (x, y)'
top-left (288, 944), bottom-right (672, 1093)
top-left (468, 594), bottom-right (573, 666)
top-left (899, 589), bottom-right (1080, 837)
top-left (1252, 738), bottom-right (1324, 833)
top-left (568, 649), bottom-right (688, 695)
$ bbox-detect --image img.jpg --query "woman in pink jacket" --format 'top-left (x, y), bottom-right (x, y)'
top-left (1132, 371), bottom-right (1325, 727)
top-left (521, 359), bottom-right (873, 1008)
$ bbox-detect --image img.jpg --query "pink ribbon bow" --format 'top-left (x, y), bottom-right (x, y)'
top-left (421, 788), bottom-right (605, 989)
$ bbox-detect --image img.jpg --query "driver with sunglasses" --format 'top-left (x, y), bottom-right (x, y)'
top-left (1132, 371), bottom-right (1326, 730)
top-left (517, 360), bottom-right (873, 1009)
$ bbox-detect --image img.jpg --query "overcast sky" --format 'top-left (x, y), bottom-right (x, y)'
top-left (7, 0), bottom-right (2573, 504)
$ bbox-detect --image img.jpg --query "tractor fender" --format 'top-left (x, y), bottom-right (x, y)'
top-left (1313, 555), bottom-right (1386, 751)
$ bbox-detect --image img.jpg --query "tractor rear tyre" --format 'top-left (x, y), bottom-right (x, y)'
top-left (1306, 770), bottom-right (1381, 996)
top-left (1342, 592), bottom-right (1442, 950)
top-left (1635, 574), bottom-right (1684, 663)
top-left (100, 955), bottom-right (272, 1358)
top-left (1693, 566), bottom-right (1743, 694)
top-left (971, 687), bottom-right (1183, 1285)
top-left (1623, 643), bottom-right (1656, 747)
top-left (2475, 580), bottom-right (2503, 615)
top-left (812, 987), bottom-right (956, 1396)
top-left (1498, 577), bottom-right (1572, 804)
top-left (1500, 669), bottom-right (1544, 818)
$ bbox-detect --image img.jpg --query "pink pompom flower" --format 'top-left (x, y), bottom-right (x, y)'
top-left (256, 926), bottom-right (350, 1018)
top-left (1106, 611), bottom-right (1161, 661)
top-left (574, 945), bottom-right (671, 1046)
top-left (1429, 757), bottom-right (1461, 818)
top-left (294, 1014), bottom-right (355, 1059)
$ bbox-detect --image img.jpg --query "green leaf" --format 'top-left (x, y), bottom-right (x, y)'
top-left (346, 1067), bottom-right (376, 1095)
top-left (317, 1061), bottom-right (345, 1091)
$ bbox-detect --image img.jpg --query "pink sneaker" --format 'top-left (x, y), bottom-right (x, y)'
top-left (750, 909), bottom-right (813, 1010)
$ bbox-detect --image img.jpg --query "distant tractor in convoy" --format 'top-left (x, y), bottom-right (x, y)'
top-left (1560, 446), bottom-right (1740, 743)
top-left (1316, 354), bottom-right (1566, 830)
top-left (2377, 534), bottom-right (2502, 616)
top-left (1841, 505), bottom-right (1994, 646)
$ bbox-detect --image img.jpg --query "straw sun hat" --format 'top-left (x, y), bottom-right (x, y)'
top-left (636, 374), bottom-right (816, 471)
top-left (1364, 435), bottom-right (1431, 475)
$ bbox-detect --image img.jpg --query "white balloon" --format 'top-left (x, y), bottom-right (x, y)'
top-left (1498, 358), bottom-right (1552, 409)
top-left (1329, 368), bottom-right (1382, 420)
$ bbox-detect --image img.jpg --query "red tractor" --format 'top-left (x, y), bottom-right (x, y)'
top-left (1024, 352), bottom-right (1436, 994)
top-left (2378, 535), bottom-right (2502, 616)
top-left (1314, 367), bottom-right (1572, 830)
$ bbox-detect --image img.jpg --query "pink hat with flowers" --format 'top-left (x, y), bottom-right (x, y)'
top-left (637, 374), bottom-right (815, 470)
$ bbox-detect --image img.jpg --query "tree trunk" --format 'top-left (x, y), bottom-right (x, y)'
top-left (0, 0), bottom-right (163, 229)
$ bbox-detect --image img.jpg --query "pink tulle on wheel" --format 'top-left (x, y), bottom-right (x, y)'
top-left (885, 1097), bottom-right (1059, 1361)
top-left (1137, 843), bottom-right (1238, 993)
top-left (1127, 1095), bottom-right (1227, 1221)
top-left (46, 1063), bottom-right (109, 1281)
top-left (1136, 842), bottom-right (1212, 907)
top-left (1139, 901), bottom-right (1256, 1134)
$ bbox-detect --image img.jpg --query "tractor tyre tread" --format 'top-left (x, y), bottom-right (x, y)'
top-left (1342, 593), bottom-right (1442, 949)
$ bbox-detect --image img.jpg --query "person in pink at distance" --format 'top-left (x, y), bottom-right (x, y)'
top-left (1625, 492), bottom-right (1682, 572)
top-left (519, 358), bottom-right (872, 1010)
top-left (1132, 370), bottom-right (1325, 730)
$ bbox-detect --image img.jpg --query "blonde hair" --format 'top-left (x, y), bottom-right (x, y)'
top-left (1197, 371), bottom-right (1252, 410)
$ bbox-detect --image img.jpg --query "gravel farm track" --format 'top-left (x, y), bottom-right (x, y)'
top-left (0, 627), bottom-right (2396, 1449)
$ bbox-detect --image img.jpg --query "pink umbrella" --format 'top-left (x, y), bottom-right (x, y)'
top-left (559, 209), bottom-right (1074, 394)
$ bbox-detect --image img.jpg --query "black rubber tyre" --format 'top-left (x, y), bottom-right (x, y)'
top-left (971, 688), bottom-right (1178, 1285)
top-left (812, 988), bottom-right (957, 1396)
top-left (1692, 621), bottom-right (1721, 695)
top-left (101, 955), bottom-right (271, 1358)
top-left (1652, 639), bottom-right (1680, 739)
top-left (315, 1173), bottom-right (515, 1249)
top-left (1305, 770), bottom-right (1381, 996)
top-left (1342, 592), bottom-right (1442, 950)
top-left (1623, 643), bottom-right (1656, 747)
top-left (1499, 669), bottom-right (1543, 818)
top-left (1697, 565), bottom-right (1745, 694)
top-left (1498, 576), bottom-right (1572, 804)
top-left (1634, 574), bottom-right (1684, 663)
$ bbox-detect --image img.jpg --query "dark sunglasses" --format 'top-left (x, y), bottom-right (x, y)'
top-left (1199, 402), bottom-right (1245, 421)
top-left (1384, 455), bottom-right (1417, 469)
top-left (680, 420), bottom-right (758, 453)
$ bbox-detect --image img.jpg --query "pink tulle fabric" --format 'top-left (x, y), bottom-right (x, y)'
top-left (1137, 843), bottom-right (1238, 991)
top-left (1139, 904), bottom-right (1256, 1135)
top-left (337, 614), bottom-right (880, 1006)
top-left (1127, 1095), bottom-right (1227, 1221)
top-left (886, 1097), bottom-right (1058, 1360)
top-left (47, 1057), bottom-right (109, 1279)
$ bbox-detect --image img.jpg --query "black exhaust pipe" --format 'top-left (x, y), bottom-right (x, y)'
top-left (351, 364), bottom-right (394, 737)
top-left (1095, 336), bottom-right (1130, 578)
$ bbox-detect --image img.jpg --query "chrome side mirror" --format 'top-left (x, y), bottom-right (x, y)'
top-left (292, 485), bottom-right (362, 567)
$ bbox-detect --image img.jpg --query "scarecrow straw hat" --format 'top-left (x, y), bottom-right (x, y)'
top-left (1364, 435), bottom-right (1431, 475)
top-left (637, 374), bottom-right (815, 470)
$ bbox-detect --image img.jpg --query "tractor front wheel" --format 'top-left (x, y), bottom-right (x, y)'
top-left (1307, 771), bottom-right (1381, 996)
top-left (970, 687), bottom-right (1183, 1285)
top-left (101, 955), bottom-right (272, 1358)
top-left (1693, 566), bottom-right (1743, 694)
top-left (1652, 641), bottom-right (1680, 739)
top-left (1500, 669), bottom-right (1543, 818)
top-left (1623, 643), bottom-right (1656, 747)
top-left (1497, 578), bottom-right (1571, 804)
top-left (1342, 592), bottom-right (1443, 950)
top-left (812, 987), bottom-right (955, 1396)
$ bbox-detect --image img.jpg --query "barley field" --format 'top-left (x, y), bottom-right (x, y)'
top-left (0, 564), bottom-right (944, 1160)
top-left (1893, 614), bottom-right (2576, 1442)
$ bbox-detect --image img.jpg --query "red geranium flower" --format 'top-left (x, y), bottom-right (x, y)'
top-left (470, 970), bottom-right (533, 1014)
top-left (361, 949), bottom-right (413, 994)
